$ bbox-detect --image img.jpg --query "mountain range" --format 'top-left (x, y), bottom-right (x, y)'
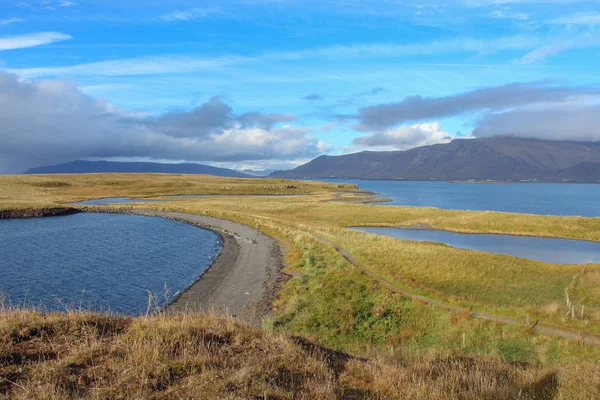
top-left (24, 160), bottom-right (252, 178)
top-left (271, 137), bottom-right (600, 183)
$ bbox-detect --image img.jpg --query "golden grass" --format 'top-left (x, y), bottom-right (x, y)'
top-left (313, 226), bottom-right (600, 333)
top-left (1, 309), bottom-right (597, 399)
top-left (0, 173), bottom-right (358, 210)
top-left (2, 173), bottom-right (600, 396)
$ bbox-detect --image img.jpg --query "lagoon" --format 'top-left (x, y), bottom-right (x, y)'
top-left (0, 213), bottom-right (221, 314)
top-left (354, 227), bottom-right (600, 264)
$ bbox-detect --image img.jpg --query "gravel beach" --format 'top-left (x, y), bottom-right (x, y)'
top-left (104, 209), bottom-right (283, 326)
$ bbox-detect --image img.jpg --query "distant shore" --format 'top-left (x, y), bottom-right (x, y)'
top-left (0, 207), bottom-right (283, 326)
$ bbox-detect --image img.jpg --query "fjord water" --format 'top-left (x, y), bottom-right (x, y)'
top-left (0, 213), bottom-right (221, 314)
top-left (315, 179), bottom-right (600, 217)
top-left (355, 227), bottom-right (600, 264)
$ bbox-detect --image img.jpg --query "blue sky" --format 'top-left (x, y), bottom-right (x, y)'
top-left (1, 0), bottom-right (600, 173)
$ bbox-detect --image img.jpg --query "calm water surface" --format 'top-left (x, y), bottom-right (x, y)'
top-left (354, 227), bottom-right (600, 264)
top-left (0, 213), bottom-right (221, 314)
top-left (313, 179), bottom-right (600, 217)
top-left (69, 197), bottom-right (170, 205)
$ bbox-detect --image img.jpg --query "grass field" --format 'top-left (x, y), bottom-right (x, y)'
top-left (1, 173), bottom-right (600, 397)
top-left (0, 173), bottom-right (361, 211)
top-left (3, 308), bottom-right (596, 399)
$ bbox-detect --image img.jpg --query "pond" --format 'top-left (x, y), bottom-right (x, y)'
top-left (353, 227), bottom-right (600, 264)
top-left (0, 213), bottom-right (221, 314)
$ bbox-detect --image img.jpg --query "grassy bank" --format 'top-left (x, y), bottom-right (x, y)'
top-left (1, 174), bottom-right (600, 396)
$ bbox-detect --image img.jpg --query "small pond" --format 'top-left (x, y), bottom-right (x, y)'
top-left (353, 227), bottom-right (600, 264)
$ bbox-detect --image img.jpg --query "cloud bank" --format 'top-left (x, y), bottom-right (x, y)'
top-left (353, 122), bottom-right (453, 150)
top-left (0, 72), bottom-right (328, 174)
top-left (352, 81), bottom-right (600, 148)
top-left (473, 104), bottom-right (600, 142)
top-left (355, 81), bottom-right (599, 130)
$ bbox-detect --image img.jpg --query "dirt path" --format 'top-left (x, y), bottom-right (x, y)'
top-left (314, 235), bottom-right (600, 346)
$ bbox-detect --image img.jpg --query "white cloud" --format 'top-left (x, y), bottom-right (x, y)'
top-left (160, 8), bottom-right (219, 22)
top-left (58, 1), bottom-right (76, 6)
top-left (0, 32), bottom-right (72, 51)
top-left (515, 35), bottom-right (600, 63)
top-left (0, 18), bottom-right (25, 26)
top-left (352, 122), bottom-right (455, 151)
top-left (467, 0), bottom-right (591, 5)
top-left (473, 101), bottom-right (600, 142)
top-left (516, 42), bottom-right (572, 63)
top-left (354, 81), bottom-right (598, 130)
top-left (489, 8), bottom-right (529, 20)
top-left (551, 12), bottom-right (600, 26)
top-left (7, 35), bottom-right (548, 78)
top-left (9, 55), bottom-right (246, 77)
top-left (271, 36), bottom-right (545, 60)
top-left (0, 71), bottom-right (327, 173)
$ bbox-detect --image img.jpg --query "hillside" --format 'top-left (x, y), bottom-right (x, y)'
top-left (24, 160), bottom-right (252, 178)
top-left (272, 137), bottom-right (600, 182)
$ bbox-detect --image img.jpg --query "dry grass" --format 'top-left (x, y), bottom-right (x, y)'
top-left (0, 174), bottom-right (358, 211)
top-left (3, 174), bottom-right (600, 397)
top-left (1, 309), bottom-right (597, 399)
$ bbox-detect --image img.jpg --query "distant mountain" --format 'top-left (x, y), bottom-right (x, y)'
top-left (271, 137), bottom-right (600, 183)
top-left (238, 169), bottom-right (276, 177)
top-left (24, 160), bottom-right (252, 178)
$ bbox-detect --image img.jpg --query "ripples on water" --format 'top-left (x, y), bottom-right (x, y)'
top-left (0, 213), bottom-right (222, 314)
top-left (354, 227), bottom-right (600, 264)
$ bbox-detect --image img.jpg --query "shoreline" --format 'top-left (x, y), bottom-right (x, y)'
top-left (0, 207), bottom-right (283, 326)
top-left (0, 207), bottom-right (79, 219)
top-left (287, 177), bottom-right (600, 184)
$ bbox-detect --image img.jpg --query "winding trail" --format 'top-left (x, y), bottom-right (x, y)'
top-left (314, 235), bottom-right (600, 346)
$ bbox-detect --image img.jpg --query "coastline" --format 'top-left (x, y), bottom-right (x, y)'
top-left (0, 207), bottom-right (283, 326)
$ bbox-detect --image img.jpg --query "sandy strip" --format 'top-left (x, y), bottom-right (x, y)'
top-left (83, 208), bottom-right (283, 326)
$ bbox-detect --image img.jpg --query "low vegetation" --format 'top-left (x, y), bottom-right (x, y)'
top-left (1, 174), bottom-right (600, 397)
top-left (314, 226), bottom-right (600, 333)
top-left (1, 309), bottom-right (597, 399)
top-left (0, 173), bottom-right (359, 211)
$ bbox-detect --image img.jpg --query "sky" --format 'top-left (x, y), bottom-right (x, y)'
top-left (1, 0), bottom-right (600, 173)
